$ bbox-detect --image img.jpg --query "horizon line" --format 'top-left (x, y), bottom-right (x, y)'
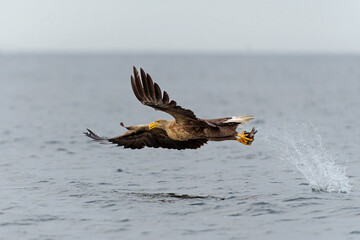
top-left (1, 49), bottom-right (360, 56)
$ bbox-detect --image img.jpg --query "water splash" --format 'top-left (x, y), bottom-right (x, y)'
top-left (261, 122), bottom-right (351, 193)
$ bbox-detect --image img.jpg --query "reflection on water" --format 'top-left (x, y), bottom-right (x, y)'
top-left (127, 192), bottom-right (226, 200)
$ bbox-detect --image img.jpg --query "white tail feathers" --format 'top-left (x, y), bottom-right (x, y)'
top-left (224, 116), bottom-right (254, 124)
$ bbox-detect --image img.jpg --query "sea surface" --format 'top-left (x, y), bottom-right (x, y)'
top-left (0, 53), bottom-right (359, 240)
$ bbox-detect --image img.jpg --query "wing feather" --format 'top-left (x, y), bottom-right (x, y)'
top-left (146, 73), bottom-right (156, 100)
top-left (134, 68), bottom-right (146, 99)
top-left (140, 68), bottom-right (150, 97)
top-left (84, 128), bottom-right (207, 150)
top-left (131, 66), bottom-right (211, 126)
top-left (162, 91), bottom-right (169, 104)
top-left (154, 83), bottom-right (162, 102)
top-left (131, 76), bottom-right (142, 101)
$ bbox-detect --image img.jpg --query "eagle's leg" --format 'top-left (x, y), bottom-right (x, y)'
top-left (236, 127), bottom-right (257, 145)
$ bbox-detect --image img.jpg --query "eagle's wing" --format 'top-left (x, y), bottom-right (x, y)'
top-left (84, 128), bottom-right (207, 150)
top-left (131, 67), bottom-right (213, 126)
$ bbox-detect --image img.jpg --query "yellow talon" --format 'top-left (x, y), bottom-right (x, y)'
top-left (237, 131), bottom-right (254, 145)
top-left (239, 131), bottom-right (253, 140)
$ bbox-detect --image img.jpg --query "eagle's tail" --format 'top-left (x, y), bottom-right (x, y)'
top-left (223, 116), bottom-right (254, 124)
top-left (84, 128), bottom-right (107, 141)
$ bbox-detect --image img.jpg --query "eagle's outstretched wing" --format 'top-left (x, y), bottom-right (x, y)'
top-left (84, 128), bottom-right (207, 150)
top-left (131, 67), bottom-right (213, 126)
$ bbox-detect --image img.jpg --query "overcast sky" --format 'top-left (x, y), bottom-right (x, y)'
top-left (1, 0), bottom-right (360, 53)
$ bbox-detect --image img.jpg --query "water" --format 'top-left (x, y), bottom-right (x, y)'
top-left (263, 121), bottom-right (351, 193)
top-left (1, 53), bottom-right (359, 240)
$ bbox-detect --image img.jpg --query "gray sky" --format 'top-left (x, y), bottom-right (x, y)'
top-left (1, 0), bottom-right (360, 53)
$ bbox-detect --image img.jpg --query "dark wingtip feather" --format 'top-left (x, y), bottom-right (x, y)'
top-left (140, 68), bottom-right (146, 78)
top-left (146, 73), bottom-right (156, 99)
top-left (133, 68), bottom-right (145, 99)
top-left (133, 66), bottom-right (138, 76)
top-left (131, 75), bottom-right (143, 101)
top-left (162, 91), bottom-right (169, 104)
top-left (140, 68), bottom-right (150, 97)
top-left (154, 83), bottom-right (162, 102)
top-left (84, 128), bottom-right (107, 141)
top-left (169, 100), bottom-right (177, 106)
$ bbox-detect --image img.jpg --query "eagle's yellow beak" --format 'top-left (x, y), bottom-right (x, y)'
top-left (149, 121), bottom-right (160, 130)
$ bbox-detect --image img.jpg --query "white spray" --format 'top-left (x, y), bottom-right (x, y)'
top-left (261, 121), bottom-right (351, 193)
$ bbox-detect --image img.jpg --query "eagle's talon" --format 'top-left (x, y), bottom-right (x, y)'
top-left (237, 128), bottom-right (257, 145)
